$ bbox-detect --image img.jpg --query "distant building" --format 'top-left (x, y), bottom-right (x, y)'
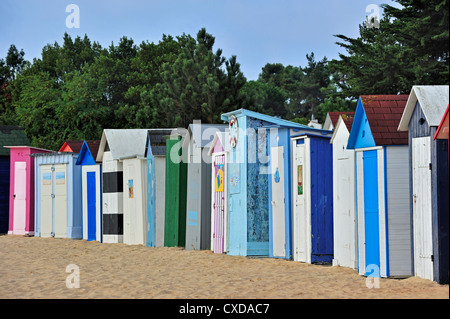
top-left (307, 114), bottom-right (322, 129)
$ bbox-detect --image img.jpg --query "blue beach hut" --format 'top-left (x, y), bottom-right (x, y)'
top-left (290, 130), bottom-right (334, 263)
top-left (145, 129), bottom-right (174, 248)
top-left (75, 140), bottom-right (102, 242)
top-left (347, 95), bottom-right (412, 278)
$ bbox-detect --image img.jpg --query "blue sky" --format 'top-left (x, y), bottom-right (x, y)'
top-left (0, 0), bottom-right (399, 80)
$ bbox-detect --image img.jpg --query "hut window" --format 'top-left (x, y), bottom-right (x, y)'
top-left (419, 117), bottom-right (425, 125)
top-left (362, 130), bottom-right (365, 138)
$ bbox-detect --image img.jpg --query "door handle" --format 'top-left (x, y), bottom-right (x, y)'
top-left (13, 194), bottom-right (16, 199)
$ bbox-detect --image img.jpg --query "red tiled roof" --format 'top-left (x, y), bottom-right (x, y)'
top-left (328, 112), bottom-right (356, 128)
top-left (361, 95), bottom-right (409, 145)
top-left (341, 113), bottom-right (355, 131)
top-left (85, 140), bottom-right (101, 159)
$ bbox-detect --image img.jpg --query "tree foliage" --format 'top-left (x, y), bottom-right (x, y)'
top-left (331, 0), bottom-right (449, 99)
top-left (0, 1), bottom-right (447, 147)
top-left (4, 29), bottom-right (246, 149)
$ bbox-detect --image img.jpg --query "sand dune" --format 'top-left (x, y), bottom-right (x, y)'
top-left (0, 235), bottom-right (447, 299)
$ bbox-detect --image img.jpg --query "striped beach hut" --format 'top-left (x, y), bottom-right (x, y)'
top-left (347, 95), bottom-right (412, 278)
top-left (96, 129), bottom-right (149, 243)
top-left (398, 85), bottom-right (449, 284)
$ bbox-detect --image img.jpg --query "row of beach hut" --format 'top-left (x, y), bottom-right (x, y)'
top-left (1, 85), bottom-right (448, 284)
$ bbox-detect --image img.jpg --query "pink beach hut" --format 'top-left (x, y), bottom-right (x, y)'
top-left (5, 146), bottom-right (53, 235)
top-left (207, 131), bottom-right (230, 254)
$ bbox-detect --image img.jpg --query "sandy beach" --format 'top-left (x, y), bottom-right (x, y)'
top-left (0, 235), bottom-right (447, 299)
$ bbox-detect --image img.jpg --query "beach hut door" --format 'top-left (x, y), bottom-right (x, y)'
top-left (53, 164), bottom-right (68, 238)
top-left (40, 164), bottom-right (67, 238)
top-left (213, 154), bottom-right (226, 254)
top-left (40, 165), bottom-right (53, 237)
top-left (412, 137), bottom-right (433, 281)
top-left (87, 171), bottom-right (97, 241)
top-left (271, 146), bottom-right (285, 257)
top-left (362, 150), bottom-right (380, 276)
top-left (293, 141), bottom-right (308, 262)
top-left (13, 162), bottom-right (27, 233)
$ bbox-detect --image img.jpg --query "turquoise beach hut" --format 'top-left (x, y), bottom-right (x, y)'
top-left (220, 109), bottom-right (313, 257)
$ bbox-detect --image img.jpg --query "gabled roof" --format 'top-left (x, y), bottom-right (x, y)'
top-left (323, 112), bottom-right (355, 130)
top-left (75, 141), bottom-right (99, 165)
top-left (60, 140), bottom-right (100, 156)
top-left (59, 141), bottom-right (83, 153)
top-left (182, 123), bottom-right (228, 149)
top-left (145, 129), bottom-right (175, 157)
top-left (208, 131), bottom-right (230, 156)
top-left (0, 125), bottom-right (30, 156)
top-left (398, 85), bottom-right (449, 131)
top-left (221, 108), bottom-right (311, 129)
top-left (96, 129), bottom-right (149, 162)
top-left (347, 95), bottom-right (409, 149)
top-left (434, 104), bottom-right (449, 140)
top-left (330, 113), bottom-right (355, 144)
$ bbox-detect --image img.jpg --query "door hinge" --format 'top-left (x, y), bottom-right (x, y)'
top-left (429, 163), bottom-right (432, 170)
top-left (431, 254), bottom-right (434, 262)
